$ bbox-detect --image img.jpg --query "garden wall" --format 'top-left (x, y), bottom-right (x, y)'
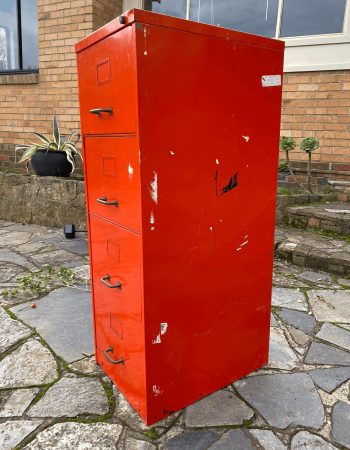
top-left (0, 172), bottom-right (86, 229)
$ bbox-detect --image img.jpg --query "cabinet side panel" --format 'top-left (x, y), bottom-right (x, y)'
top-left (136, 23), bottom-right (284, 424)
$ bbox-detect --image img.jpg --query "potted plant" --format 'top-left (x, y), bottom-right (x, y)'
top-left (16, 114), bottom-right (81, 177)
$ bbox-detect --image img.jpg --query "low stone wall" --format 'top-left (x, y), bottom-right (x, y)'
top-left (0, 172), bottom-right (86, 229)
top-left (0, 172), bottom-right (338, 230)
top-left (275, 193), bottom-right (337, 225)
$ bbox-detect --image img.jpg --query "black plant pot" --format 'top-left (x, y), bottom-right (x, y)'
top-left (31, 150), bottom-right (73, 177)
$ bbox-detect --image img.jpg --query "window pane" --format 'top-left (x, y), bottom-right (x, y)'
top-left (190, 0), bottom-right (279, 37)
top-left (21, 0), bottom-right (39, 69)
top-left (281, 0), bottom-right (346, 37)
top-left (0, 0), bottom-right (19, 70)
top-left (144, 0), bottom-right (187, 19)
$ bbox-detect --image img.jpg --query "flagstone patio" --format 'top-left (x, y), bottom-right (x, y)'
top-left (0, 220), bottom-right (350, 449)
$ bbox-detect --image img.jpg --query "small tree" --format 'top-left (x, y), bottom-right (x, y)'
top-left (300, 137), bottom-right (319, 194)
top-left (280, 136), bottom-right (309, 194)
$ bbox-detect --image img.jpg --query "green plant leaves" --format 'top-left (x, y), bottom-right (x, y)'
top-left (15, 114), bottom-right (83, 175)
top-left (280, 136), bottom-right (296, 152)
top-left (301, 137), bottom-right (319, 153)
top-left (0, 264), bottom-right (80, 298)
top-left (53, 113), bottom-right (61, 149)
top-left (33, 132), bottom-right (50, 145)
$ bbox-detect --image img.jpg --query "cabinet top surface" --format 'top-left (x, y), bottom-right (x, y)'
top-left (75, 8), bottom-right (285, 54)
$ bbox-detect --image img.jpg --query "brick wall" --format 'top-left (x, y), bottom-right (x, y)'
top-left (0, 0), bottom-right (121, 176)
top-left (1, 7), bottom-right (349, 176)
top-left (280, 71), bottom-right (350, 168)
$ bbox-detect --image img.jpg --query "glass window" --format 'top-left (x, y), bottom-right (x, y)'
top-left (144, 0), bottom-right (187, 19)
top-left (281, 0), bottom-right (347, 37)
top-left (0, 0), bottom-right (38, 72)
top-left (143, 0), bottom-right (349, 41)
top-left (189, 0), bottom-right (279, 38)
top-left (21, 0), bottom-right (39, 70)
top-left (0, 1), bottom-right (19, 70)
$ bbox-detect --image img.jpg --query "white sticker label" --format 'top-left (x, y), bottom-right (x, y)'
top-left (262, 75), bottom-right (282, 87)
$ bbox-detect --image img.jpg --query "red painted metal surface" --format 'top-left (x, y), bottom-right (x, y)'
top-left (76, 9), bottom-right (284, 425)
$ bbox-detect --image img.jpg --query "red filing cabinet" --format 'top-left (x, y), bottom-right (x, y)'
top-left (75, 9), bottom-right (285, 425)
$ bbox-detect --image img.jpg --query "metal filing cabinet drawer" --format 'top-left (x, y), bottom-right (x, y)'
top-left (84, 136), bottom-right (141, 232)
top-left (77, 26), bottom-right (137, 135)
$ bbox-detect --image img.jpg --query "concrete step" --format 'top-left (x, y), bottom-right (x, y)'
top-left (284, 202), bottom-right (350, 235)
top-left (275, 226), bottom-right (350, 275)
top-left (327, 180), bottom-right (350, 201)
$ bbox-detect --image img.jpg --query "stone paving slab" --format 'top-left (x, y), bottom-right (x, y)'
top-left (11, 286), bottom-right (94, 362)
top-left (249, 429), bottom-right (286, 450)
top-left (164, 431), bottom-right (218, 450)
top-left (268, 327), bottom-right (299, 369)
top-left (317, 322), bottom-right (350, 350)
top-left (0, 339), bottom-right (58, 388)
top-left (291, 431), bottom-right (338, 450)
top-left (278, 307), bottom-right (316, 334)
top-left (54, 237), bottom-right (88, 255)
top-left (235, 373), bottom-right (324, 430)
top-left (309, 367), bottom-right (350, 393)
top-left (0, 388), bottom-right (39, 417)
top-left (272, 287), bottom-right (308, 311)
top-left (0, 420), bottom-right (42, 450)
top-left (308, 289), bottom-right (350, 323)
top-left (30, 249), bottom-right (85, 267)
top-left (0, 248), bottom-right (37, 271)
top-left (23, 422), bottom-right (123, 450)
top-left (305, 341), bottom-right (350, 366)
top-left (28, 376), bottom-right (108, 418)
top-left (184, 390), bottom-right (253, 427)
top-left (332, 401), bottom-right (350, 448)
top-left (0, 306), bottom-right (32, 352)
top-left (208, 429), bottom-right (255, 450)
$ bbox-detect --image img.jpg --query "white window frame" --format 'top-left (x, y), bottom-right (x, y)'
top-left (277, 0), bottom-right (350, 46)
top-left (123, 0), bottom-right (350, 72)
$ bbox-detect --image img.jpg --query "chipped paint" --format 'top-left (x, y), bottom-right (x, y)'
top-left (152, 334), bottom-right (161, 344)
top-left (222, 173), bottom-right (238, 194)
top-left (209, 226), bottom-right (213, 232)
top-left (215, 159), bottom-right (220, 165)
top-left (242, 135), bottom-right (250, 142)
top-left (144, 50), bottom-right (148, 56)
top-left (128, 163), bottom-right (134, 176)
top-left (153, 385), bottom-right (162, 396)
top-left (149, 171), bottom-right (158, 204)
top-left (150, 211), bottom-right (155, 231)
top-left (152, 322), bottom-right (168, 344)
top-left (236, 236), bottom-right (249, 252)
top-left (170, 150), bottom-right (175, 156)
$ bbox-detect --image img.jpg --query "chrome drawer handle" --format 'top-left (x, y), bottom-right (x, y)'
top-left (100, 274), bottom-right (122, 289)
top-left (104, 346), bottom-right (124, 364)
top-left (97, 196), bottom-right (119, 207)
top-left (89, 107), bottom-right (113, 117)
